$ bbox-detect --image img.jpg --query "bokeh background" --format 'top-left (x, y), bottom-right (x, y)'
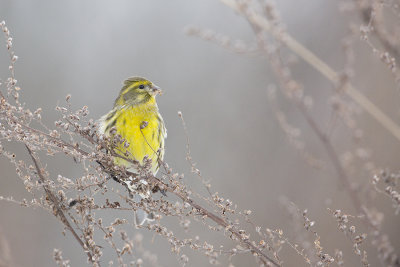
top-left (0, 0), bottom-right (399, 266)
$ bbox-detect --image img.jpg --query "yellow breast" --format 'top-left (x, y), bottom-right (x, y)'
top-left (100, 98), bottom-right (166, 174)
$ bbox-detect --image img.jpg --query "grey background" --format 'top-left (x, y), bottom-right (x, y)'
top-left (0, 0), bottom-right (399, 266)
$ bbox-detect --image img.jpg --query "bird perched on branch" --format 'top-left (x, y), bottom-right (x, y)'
top-left (99, 77), bottom-right (167, 225)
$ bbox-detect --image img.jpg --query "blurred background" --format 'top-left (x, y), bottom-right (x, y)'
top-left (0, 0), bottom-right (399, 266)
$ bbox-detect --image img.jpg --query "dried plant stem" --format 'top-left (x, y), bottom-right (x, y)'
top-left (178, 111), bottom-right (213, 196)
top-left (104, 165), bottom-right (280, 266)
top-left (219, 0), bottom-right (400, 143)
top-left (360, 5), bottom-right (400, 61)
top-left (25, 145), bottom-right (99, 266)
top-left (147, 175), bottom-right (280, 267)
top-left (296, 104), bottom-right (362, 211)
top-left (103, 168), bottom-right (280, 265)
top-left (242, 13), bottom-right (386, 263)
top-left (245, 11), bottom-right (399, 264)
top-left (297, 106), bottom-right (399, 266)
top-left (67, 115), bottom-right (281, 264)
top-left (5, 104), bottom-right (279, 266)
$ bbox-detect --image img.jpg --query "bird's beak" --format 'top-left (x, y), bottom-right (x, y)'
top-left (150, 84), bottom-right (162, 96)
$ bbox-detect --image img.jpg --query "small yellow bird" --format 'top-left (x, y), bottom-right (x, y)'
top-left (99, 77), bottom-right (167, 225)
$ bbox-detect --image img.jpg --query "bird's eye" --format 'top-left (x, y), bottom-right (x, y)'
top-left (139, 84), bottom-right (145, 89)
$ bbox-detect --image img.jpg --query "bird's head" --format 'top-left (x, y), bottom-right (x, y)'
top-left (115, 77), bottom-right (162, 106)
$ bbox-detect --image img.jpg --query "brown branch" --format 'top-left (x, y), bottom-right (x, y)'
top-left (294, 104), bottom-right (399, 267)
top-left (146, 176), bottom-right (280, 267)
top-left (219, 0), bottom-right (400, 143)
top-left (360, 6), bottom-right (400, 61)
top-left (3, 90), bottom-right (282, 265)
top-left (241, 9), bottom-right (400, 266)
top-left (97, 160), bottom-right (280, 266)
top-left (296, 104), bottom-right (362, 211)
top-left (240, 0), bottom-right (364, 219)
top-left (25, 145), bottom-right (99, 266)
top-left (20, 117), bottom-right (279, 265)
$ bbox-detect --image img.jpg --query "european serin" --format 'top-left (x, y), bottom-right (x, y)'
top-left (99, 77), bottom-right (167, 225)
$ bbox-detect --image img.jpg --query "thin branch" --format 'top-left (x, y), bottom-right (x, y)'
top-left (296, 103), bottom-right (362, 211)
top-left (25, 145), bottom-right (99, 266)
top-left (53, 117), bottom-right (281, 265)
top-left (96, 156), bottom-right (280, 266)
top-left (360, 5), bottom-right (400, 61)
top-left (219, 0), bottom-right (400, 143)
top-left (178, 111), bottom-right (212, 196)
top-left (145, 175), bottom-right (280, 267)
top-left (244, 12), bottom-right (400, 266)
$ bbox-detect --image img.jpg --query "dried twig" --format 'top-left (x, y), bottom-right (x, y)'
top-left (219, 0), bottom-right (400, 143)
top-left (25, 145), bottom-right (99, 266)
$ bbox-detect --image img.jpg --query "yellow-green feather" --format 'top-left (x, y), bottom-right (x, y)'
top-left (100, 79), bottom-right (166, 175)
